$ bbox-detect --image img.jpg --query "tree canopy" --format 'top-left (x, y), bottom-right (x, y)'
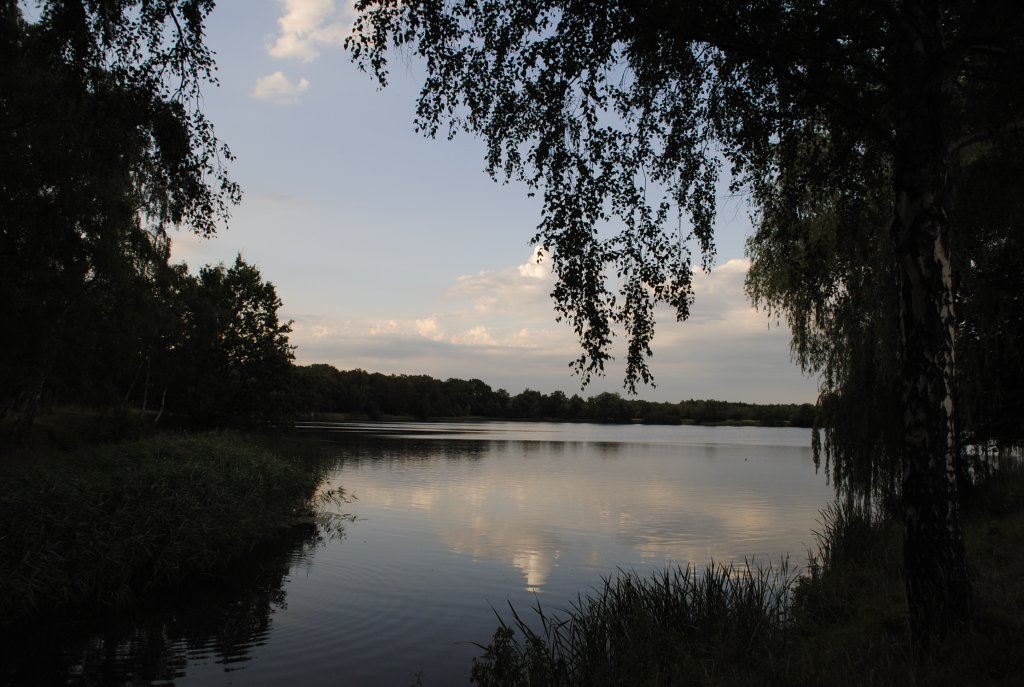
top-left (348, 0), bottom-right (1024, 645)
top-left (291, 364), bottom-right (814, 426)
top-left (0, 1), bottom-right (239, 436)
top-left (169, 256), bottom-right (296, 426)
top-left (746, 121), bottom-right (1024, 505)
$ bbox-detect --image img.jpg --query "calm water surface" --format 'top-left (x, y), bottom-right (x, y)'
top-left (7, 422), bottom-right (834, 686)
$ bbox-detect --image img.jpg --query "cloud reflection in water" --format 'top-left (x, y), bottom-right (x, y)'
top-left (322, 424), bottom-right (830, 595)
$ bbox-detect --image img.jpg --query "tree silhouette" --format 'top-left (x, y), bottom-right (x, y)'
top-left (0, 1), bottom-right (238, 438)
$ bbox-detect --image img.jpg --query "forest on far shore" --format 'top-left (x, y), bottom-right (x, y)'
top-left (292, 364), bottom-right (817, 427)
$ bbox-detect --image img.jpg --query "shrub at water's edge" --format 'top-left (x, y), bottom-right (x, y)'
top-left (471, 459), bottom-right (1024, 686)
top-left (0, 433), bottom-right (332, 622)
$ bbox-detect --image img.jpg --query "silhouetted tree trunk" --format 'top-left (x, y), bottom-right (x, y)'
top-left (7, 368), bottom-right (47, 443)
top-left (4, 306), bottom-right (66, 444)
top-left (891, 2), bottom-right (970, 647)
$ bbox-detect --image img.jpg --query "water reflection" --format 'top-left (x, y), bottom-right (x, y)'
top-left (309, 423), bottom-right (828, 598)
top-left (1, 524), bottom-right (323, 687)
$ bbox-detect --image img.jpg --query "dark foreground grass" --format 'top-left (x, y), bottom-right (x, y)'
top-left (472, 561), bottom-right (798, 686)
top-left (471, 460), bottom-right (1024, 686)
top-left (0, 432), bottom-right (331, 622)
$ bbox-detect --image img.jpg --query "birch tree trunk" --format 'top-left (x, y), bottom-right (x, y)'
top-left (891, 0), bottom-right (971, 648)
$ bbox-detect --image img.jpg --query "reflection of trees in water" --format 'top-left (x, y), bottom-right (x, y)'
top-left (2, 524), bottom-right (324, 686)
top-left (305, 433), bottom-right (491, 468)
top-left (304, 430), bottom-right (629, 467)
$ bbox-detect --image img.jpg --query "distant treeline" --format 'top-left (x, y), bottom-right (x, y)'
top-left (293, 364), bottom-right (817, 427)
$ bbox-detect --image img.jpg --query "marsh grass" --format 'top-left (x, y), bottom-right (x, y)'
top-left (471, 462), bottom-right (1024, 686)
top-left (0, 432), bottom-right (332, 622)
top-left (471, 561), bottom-right (797, 686)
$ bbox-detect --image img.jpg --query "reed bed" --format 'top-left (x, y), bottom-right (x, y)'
top-left (0, 433), bottom-right (326, 621)
top-left (471, 560), bottom-right (797, 686)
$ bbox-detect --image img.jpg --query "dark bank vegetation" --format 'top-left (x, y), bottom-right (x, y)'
top-left (0, 1), bottom-right (295, 442)
top-left (293, 364), bottom-right (817, 426)
top-left (0, 1), bottom-right (325, 630)
top-left (470, 456), bottom-right (1024, 687)
top-left (0, 4), bottom-right (315, 628)
top-left (0, 432), bottom-right (337, 624)
top-left (0, 244), bottom-right (296, 438)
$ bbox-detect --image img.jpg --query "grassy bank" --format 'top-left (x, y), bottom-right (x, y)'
top-left (471, 461), bottom-right (1024, 686)
top-left (0, 432), bottom-right (328, 622)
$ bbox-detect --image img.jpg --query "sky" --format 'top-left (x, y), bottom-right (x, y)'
top-left (169, 0), bottom-right (819, 404)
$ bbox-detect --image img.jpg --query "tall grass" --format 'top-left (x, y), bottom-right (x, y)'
top-left (0, 433), bottom-right (331, 621)
top-left (471, 561), bottom-right (797, 686)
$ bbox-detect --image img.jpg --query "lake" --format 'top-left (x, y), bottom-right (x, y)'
top-left (5, 421), bottom-right (834, 686)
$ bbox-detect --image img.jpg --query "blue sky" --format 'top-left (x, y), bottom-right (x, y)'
top-left (170, 0), bottom-right (818, 404)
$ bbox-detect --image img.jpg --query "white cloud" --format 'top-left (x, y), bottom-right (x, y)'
top-left (685, 258), bottom-right (766, 328)
top-left (251, 71), bottom-right (311, 105)
top-left (517, 245), bottom-right (550, 279)
top-left (450, 326), bottom-right (496, 346)
top-left (368, 319), bottom-right (401, 336)
top-left (416, 317), bottom-right (445, 341)
top-left (267, 0), bottom-right (355, 62)
top-left (447, 247), bottom-right (553, 315)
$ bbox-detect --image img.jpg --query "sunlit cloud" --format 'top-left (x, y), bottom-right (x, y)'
top-left (517, 245), bottom-right (550, 279)
top-left (368, 319), bottom-right (401, 336)
top-left (651, 259), bottom-right (789, 351)
top-left (251, 70), bottom-right (311, 105)
top-left (686, 258), bottom-right (760, 324)
top-left (416, 317), bottom-right (445, 341)
top-left (449, 326), bottom-right (496, 346)
top-left (447, 246), bottom-right (552, 315)
top-left (267, 0), bottom-right (355, 62)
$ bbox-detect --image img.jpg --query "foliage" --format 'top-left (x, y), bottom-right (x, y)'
top-left (746, 125), bottom-right (1024, 505)
top-left (167, 256), bottom-right (296, 426)
top-left (953, 143), bottom-right (1024, 450)
top-left (0, 433), bottom-right (329, 622)
top-left (744, 153), bottom-right (905, 503)
top-left (0, 251), bottom-right (297, 436)
top-left (0, 1), bottom-right (238, 437)
top-left (293, 364), bottom-right (816, 426)
top-left (347, 1), bottom-right (1022, 391)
